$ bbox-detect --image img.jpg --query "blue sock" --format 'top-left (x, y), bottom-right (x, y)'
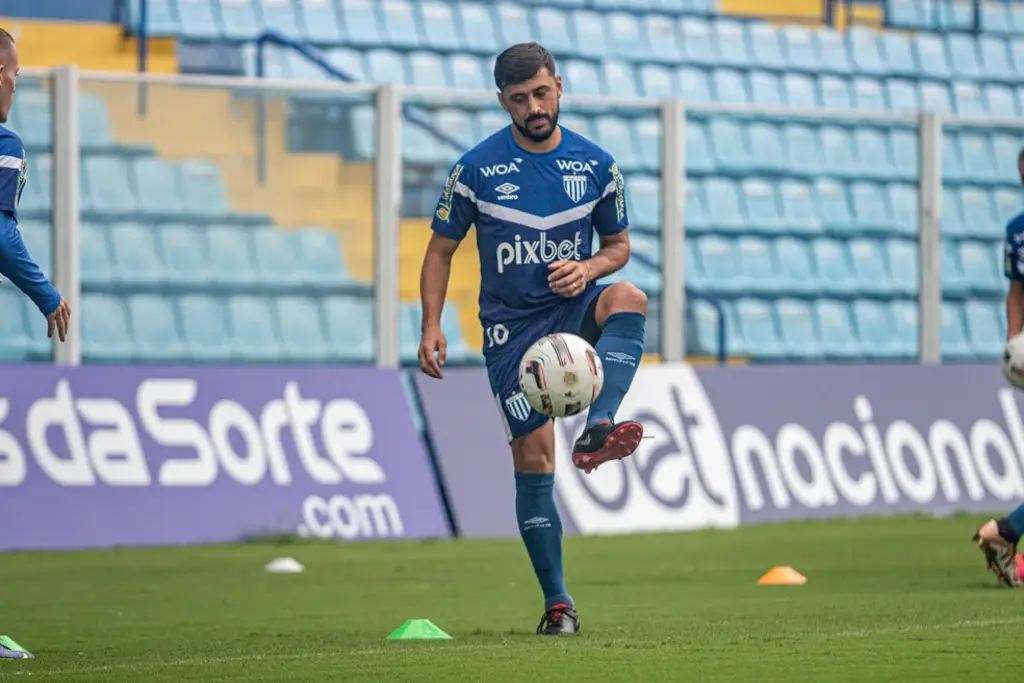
top-left (587, 312), bottom-right (646, 427)
top-left (1008, 504), bottom-right (1024, 537)
top-left (515, 471), bottom-right (572, 610)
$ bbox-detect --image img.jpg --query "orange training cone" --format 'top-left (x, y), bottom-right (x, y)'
top-left (757, 565), bottom-right (807, 585)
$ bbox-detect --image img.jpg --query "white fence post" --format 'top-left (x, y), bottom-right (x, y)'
top-left (52, 65), bottom-right (81, 366)
top-left (660, 98), bottom-right (685, 364)
top-left (917, 112), bottom-right (943, 364)
top-left (374, 85), bottom-right (402, 368)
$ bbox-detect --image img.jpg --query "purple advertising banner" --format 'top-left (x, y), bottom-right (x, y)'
top-left (1, 365), bottom-right (451, 550)
top-left (416, 363), bottom-right (1023, 537)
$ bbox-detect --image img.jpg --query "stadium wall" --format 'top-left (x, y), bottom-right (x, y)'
top-left (0, 362), bottom-right (1019, 550)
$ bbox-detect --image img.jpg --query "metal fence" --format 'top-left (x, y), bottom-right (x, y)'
top-left (15, 65), bottom-right (1017, 367)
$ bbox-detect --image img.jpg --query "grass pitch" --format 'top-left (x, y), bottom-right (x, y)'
top-left (0, 514), bottom-right (1019, 682)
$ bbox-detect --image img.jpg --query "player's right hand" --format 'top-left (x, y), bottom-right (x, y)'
top-left (47, 297), bottom-right (70, 342)
top-left (418, 325), bottom-right (447, 379)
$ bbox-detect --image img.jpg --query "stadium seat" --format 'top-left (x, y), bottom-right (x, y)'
top-left (124, 0), bottom-right (180, 36)
top-left (986, 84), bottom-right (1018, 119)
top-left (812, 238), bottom-right (856, 296)
top-left (819, 76), bottom-right (853, 110)
top-left (960, 188), bottom-right (997, 239)
top-left (688, 298), bottom-right (724, 357)
top-left (178, 161), bottom-right (229, 218)
top-left (815, 29), bottom-right (852, 75)
top-left (848, 28), bottom-right (886, 76)
top-left (820, 125), bottom-right (860, 178)
top-left (685, 179), bottom-right (710, 232)
top-left (607, 13), bottom-right (648, 61)
top-left (296, 227), bottom-right (352, 288)
top-left (83, 156), bottom-right (139, 216)
top-left (783, 124), bottom-right (823, 176)
top-left (776, 299), bottom-right (822, 359)
top-left (0, 288), bottom-right (31, 360)
top-left (849, 181), bottom-right (893, 233)
top-left (815, 299), bottom-right (862, 359)
top-left (495, 3), bottom-right (533, 48)
top-left (322, 296), bottom-right (375, 362)
top-left (408, 52), bottom-right (450, 89)
top-left (682, 18), bottom-right (719, 66)
top-left (109, 222), bottom-right (165, 288)
top-left (703, 177), bottom-right (745, 232)
top-left (851, 127), bottom-right (894, 180)
top-left (535, 7), bottom-right (574, 54)
top-left (678, 67), bottom-right (711, 102)
top-left (133, 157), bottom-right (184, 216)
top-left (746, 122), bottom-right (784, 174)
top-left (639, 65), bottom-right (675, 99)
top-left (275, 296), bottom-right (331, 361)
top-left (81, 294), bottom-right (135, 361)
top-left (18, 221), bottom-right (52, 279)
top-left (177, 0), bottom-right (221, 41)
top-left (781, 26), bottom-right (816, 73)
top-left (885, 238), bottom-right (918, 296)
top-left (219, 0), bottom-right (261, 41)
top-left (815, 179), bottom-right (856, 233)
top-left (128, 294), bottom-right (186, 361)
top-left (456, 3), bottom-right (499, 53)
top-left (252, 225), bottom-right (304, 285)
top-left (227, 295), bottom-right (282, 361)
top-left (603, 61), bottom-right (639, 100)
top-left (782, 73), bottom-right (818, 108)
top-left (852, 77), bottom-right (886, 111)
top-left (178, 294), bottom-right (233, 361)
top-left (366, 49), bottom-right (408, 84)
top-left (886, 77), bottom-right (920, 111)
top-left (774, 237), bottom-right (817, 295)
top-left (963, 300), bottom-right (1004, 358)
top-left (644, 15), bottom-right (682, 63)
top-left (915, 35), bottom-right (953, 80)
top-left (449, 54), bottom-right (486, 91)
top-left (849, 237), bottom-right (894, 296)
top-left (960, 240), bottom-right (1002, 295)
top-left (696, 236), bottom-right (741, 294)
top-left (563, 60), bottom-right (603, 97)
top-left (941, 239), bottom-right (969, 297)
top-left (712, 68), bottom-right (749, 105)
top-left (80, 223), bottom-right (114, 288)
top-left (159, 223), bottom-right (210, 288)
top-left (299, 0), bottom-right (344, 43)
top-left (709, 118), bottom-right (752, 172)
top-left (260, 0), bottom-right (303, 39)
top-left (853, 299), bottom-right (901, 358)
top-left (625, 175), bottom-right (658, 230)
top-left (735, 298), bottom-right (785, 359)
top-left (741, 179), bottom-right (784, 233)
top-left (339, 0), bottom-right (386, 47)
top-left (418, 1), bottom-right (461, 51)
top-left (205, 224), bottom-right (260, 288)
top-left (980, 37), bottom-right (1015, 81)
top-left (749, 23), bottom-right (786, 70)
top-left (779, 181), bottom-right (820, 233)
top-left (881, 33), bottom-right (918, 76)
top-left (953, 82), bottom-right (986, 117)
top-left (941, 302), bottom-right (973, 359)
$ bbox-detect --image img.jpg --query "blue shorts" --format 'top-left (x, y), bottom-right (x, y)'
top-left (485, 284), bottom-right (608, 442)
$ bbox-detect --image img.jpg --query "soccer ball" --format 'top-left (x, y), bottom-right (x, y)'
top-left (518, 333), bottom-right (604, 418)
top-left (1004, 333), bottom-right (1024, 390)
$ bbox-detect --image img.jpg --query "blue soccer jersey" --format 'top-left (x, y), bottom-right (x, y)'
top-left (0, 125), bottom-right (27, 220)
top-left (430, 125), bottom-right (628, 327)
top-left (1005, 212), bottom-right (1024, 284)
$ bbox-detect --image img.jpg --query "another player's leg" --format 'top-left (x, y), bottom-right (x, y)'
top-left (511, 423), bottom-right (580, 635)
top-left (571, 282), bottom-right (648, 473)
top-left (974, 508), bottom-right (1024, 587)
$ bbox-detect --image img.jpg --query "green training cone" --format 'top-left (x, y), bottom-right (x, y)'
top-left (385, 619), bottom-right (452, 640)
top-left (0, 635), bottom-right (34, 659)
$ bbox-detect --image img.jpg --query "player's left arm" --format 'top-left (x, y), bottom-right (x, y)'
top-left (548, 160), bottom-right (630, 297)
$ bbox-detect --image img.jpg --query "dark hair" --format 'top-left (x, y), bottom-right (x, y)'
top-left (493, 42), bottom-right (556, 91)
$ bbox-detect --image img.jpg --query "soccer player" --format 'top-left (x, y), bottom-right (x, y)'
top-left (974, 147), bottom-right (1024, 587)
top-left (418, 43), bottom-right (648, 634)
top-left (0, 28), bottom-right (70, 343)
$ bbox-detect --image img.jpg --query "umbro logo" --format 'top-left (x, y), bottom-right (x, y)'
top-left (495, 182), bottom-right (520, 201)
top-left (522, 516), bottom-right (552, 531)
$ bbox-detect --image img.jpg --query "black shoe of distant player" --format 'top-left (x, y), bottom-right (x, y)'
top-left (536, 604), bottom-right (580, 636)
top-left (973, 518), bottom-right (1020, 588)
top-left (571, 419), bottom-right (643, 474)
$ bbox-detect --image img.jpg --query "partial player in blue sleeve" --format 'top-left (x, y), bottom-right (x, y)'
top-left (0, 27), bottom-right (70, 341)
top-left (971, 146), bottom-right (1024, 588)
top-left (416, 43), bottom-right (648, 635)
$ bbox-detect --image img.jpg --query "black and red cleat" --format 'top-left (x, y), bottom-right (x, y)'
top-left (571, 419), bottom-right (643, 474)
top-left (536, 604), bottom-right (580, 636)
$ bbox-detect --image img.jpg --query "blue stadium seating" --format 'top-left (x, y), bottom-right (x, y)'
top-left (21, 0), bottom-right (1023, 363)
